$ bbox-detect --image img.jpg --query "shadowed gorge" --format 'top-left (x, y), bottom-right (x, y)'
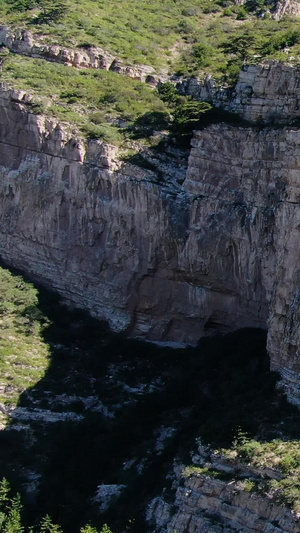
top-left (2, 264), bottom-right (300, 532)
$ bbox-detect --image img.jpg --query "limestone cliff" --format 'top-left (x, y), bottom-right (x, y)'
top-left (1, 61), bottom-right (300, 404)
top-left (0, 86), bottom-right (269, 345)
top-left (147, 440), bottom-right (300, 532)
top-left (181, 60), bottom-right (300, 124)
top-left (149, 459), bottom-right (300, 533)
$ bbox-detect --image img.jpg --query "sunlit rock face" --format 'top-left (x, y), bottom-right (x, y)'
top-left (0, 89), bottom-right (268, 344)
top-left (150, 470), bottom-right (300, 533)
top-left (0, 82), bottom-right (300, 403)
top-left (181, 60), bottom-right (300, 124)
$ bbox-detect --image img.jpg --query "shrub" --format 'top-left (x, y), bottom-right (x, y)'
top-left (39, 515), bottom-right (63, 532)
top-left (192, 42), bottom-right (214, 68)
top-left (240, 479), bottom-right (256, 492)
top-left (157, 82), bottom-right (183, 107)
top-left (280, 454), bottom-right (297, 473)
top-left (236, 7), bottom-right (248, 19)
top-left (33, 0), bottom-right (68, 24)
top-left (222, 7), bottom-right (234, 16)
top-left (5, 0), bottom-right (36, 11)
top-left (237, 439), bottom-right (264, 461)
top-left (171, 99), bottom-right (212, 145)
top-left (220, 34), bottom-right (258, 63)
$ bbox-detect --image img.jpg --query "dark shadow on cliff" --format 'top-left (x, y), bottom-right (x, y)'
top-left (1, 264), bottom-right (300, 532)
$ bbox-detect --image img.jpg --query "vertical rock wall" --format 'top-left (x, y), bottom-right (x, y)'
top-left (1, 87), bottom-right (300, 402)
top-left (180, 61), bottom-right (300, 124)
top-left (0, 89), bottom-right (269, 345)
top-left (185, 125), bottom-right (300, 404)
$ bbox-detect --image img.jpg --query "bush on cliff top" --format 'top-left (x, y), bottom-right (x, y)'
top-left (1, 55), bottom-right (213, 147)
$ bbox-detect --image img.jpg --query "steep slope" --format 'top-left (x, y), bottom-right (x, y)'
top-left (1, 65), bottom-right (300, 404)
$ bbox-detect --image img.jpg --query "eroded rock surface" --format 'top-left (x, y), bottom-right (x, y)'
top-left (148, 446), bottom-right (300, 532)
top-left (164, 473), bottom-right (300, 532)
top-left (0, 74), bottom-right (300, 403)
top-left (273, 0), bottom-right (300, 20)
top-left (0, 87), bottom-right (269, 346)
top-left (181, 61), bottom-right (300, 124)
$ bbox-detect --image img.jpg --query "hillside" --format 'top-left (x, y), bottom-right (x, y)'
top-left (2, 0), bottom-right (300, 532)
top-left (2, 0), bottom-right (300, 148)
top-left (2, 0), bottom-right (300, 73)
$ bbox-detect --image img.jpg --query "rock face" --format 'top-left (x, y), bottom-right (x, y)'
top-left (186, 125), bottom-right (300, 403)
top-left (273, 0), bottom-right (300, 20)
top-left (148, 447), bottom-right (300, 532)
top-left (233, 0), bottom-right (300, 18)
top-left (152, 473), bottom-right (300, 532)
top-left (1, 59), bottom-right (300, 403)
top-left (180, 61), bottom-right (300, 124)
top-left (0, 87), bottom-right (269, 345)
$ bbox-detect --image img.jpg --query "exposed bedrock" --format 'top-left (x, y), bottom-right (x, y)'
top-left (0, 87), bottom-right (300, 402)
top-left (181, 60), bottom-right (300, 124)
top-left (0, 26), bottom-right (163, 85)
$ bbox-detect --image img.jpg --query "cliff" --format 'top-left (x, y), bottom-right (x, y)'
top-left (0, 86), bottom-right (269, 345)
top-left (148, 442), bottom-right (300, 532)
top-left (1, 61), bottom-right (300, 405)
top-left (181, 61), bottom-right (300, 124)
top-left (149, 465), bottom-right (300, 532)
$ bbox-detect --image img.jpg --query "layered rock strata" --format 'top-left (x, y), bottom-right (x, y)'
top-left (0, 87), bottom-right (269, 345)
top-left (148, 445), bottom-right (300, 532)
top-left (0, 80), bottom-right (300, 401)
top-left (150, 471), bottom-right (300, 532)
top-left (187, 126), bottom-right (300, 401)
top-left (180, 61), bottom-right (300, 124)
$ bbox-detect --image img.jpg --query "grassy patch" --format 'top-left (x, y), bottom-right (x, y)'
top-left (0, 54), bottom-right (173, 145)
top-left (0, 266), bottom-right (50, 411)
top-left (0, 55), bottom-right (217, 148)
top-left (212, 434), bottom-right (300, 513)
top-left (182, 465), bottom-right (227, 479)
top-left (1, 0), bottom-right (300, 78)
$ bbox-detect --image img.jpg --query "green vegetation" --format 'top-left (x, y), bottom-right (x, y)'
top-left (157, 81), bottom-right (212, 144)
top-left (182, 466), bottom-right (225, 479)
top-left (1, 0), bottom-right (300, 149)
top-left (0, 54), bottom-right (169, 144)
top-left (219, 435), bottom-right (300, 513)
top-left (2, 0), bottom-right (300, 529)
top-left (0, 264), bottom-right (49, 417)
top-left (0, 0), bottom-right (248, 69)
top-left (0, 478), bottom-right (113, 532)
top-left (182, 431), bottom-right (300, 514)
top-left (1, 0), bottom-right (300, 77)
top-left (0, 56), bottom-right (215, 146)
